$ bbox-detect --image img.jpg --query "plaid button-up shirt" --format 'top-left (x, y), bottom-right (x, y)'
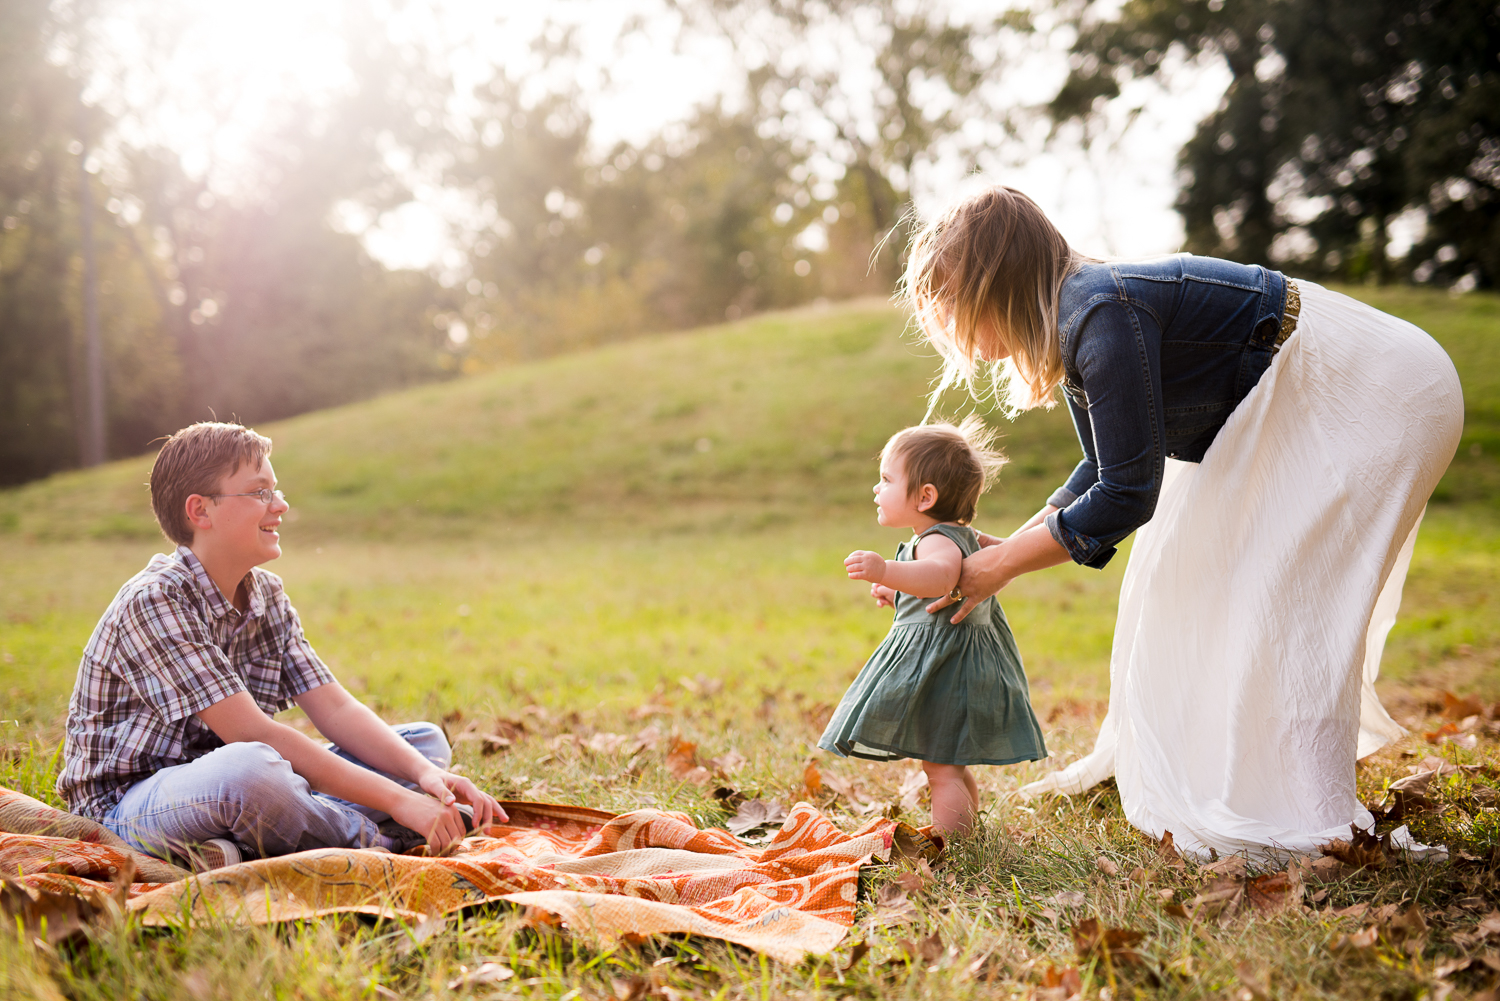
top-left (58, 546), bottom-right (335, 820)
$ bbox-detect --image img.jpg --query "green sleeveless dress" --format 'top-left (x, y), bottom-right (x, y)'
top-left (818, 523), bottom-right (1047, 767)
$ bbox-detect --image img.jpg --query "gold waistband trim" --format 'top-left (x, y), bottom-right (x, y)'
top-left (1276, 280), bottom-right (1301, 348)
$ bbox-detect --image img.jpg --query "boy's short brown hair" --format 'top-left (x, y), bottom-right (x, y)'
top-left (883, 415), bottom-right (1006, 526)
top-left (150, 422), bottom-right (272, 546)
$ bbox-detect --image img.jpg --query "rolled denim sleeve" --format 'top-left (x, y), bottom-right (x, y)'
top-left (1045, 299), bottom-right (1166, 569)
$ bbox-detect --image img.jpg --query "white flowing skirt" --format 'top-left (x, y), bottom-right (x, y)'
top-left (1018, 283), bottom-right (1464, 859)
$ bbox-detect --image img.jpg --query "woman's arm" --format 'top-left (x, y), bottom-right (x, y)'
top-left (924, 522), bottom-right (1070, 623)
top-left (1014, 504), bottom-right (1057, 535)
top-left (845, 533), bottom-right (964, 598)
top-left (973, 504), bottom-right (1054, 549)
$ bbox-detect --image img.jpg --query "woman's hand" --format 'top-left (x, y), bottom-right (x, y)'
top-left (925, 522), bottom-right (1072, 623)
top-left (845, 550), bottom-right (887, 583)
top-left (870, 583), bottom-right (897, 608)
top-left (924, 542), bottom-right (1013, 623)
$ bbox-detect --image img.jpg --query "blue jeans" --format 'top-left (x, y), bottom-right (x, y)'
top-left (102, 721), bottom-right (450, 862)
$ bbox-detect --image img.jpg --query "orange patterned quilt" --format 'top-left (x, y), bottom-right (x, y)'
top-left (0, 789), bottom-right (938, 963)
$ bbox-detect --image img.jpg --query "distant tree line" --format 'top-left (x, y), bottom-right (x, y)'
top-left (1051, 0), bottom-right (1500, 287)
top-left (2, 0), bottom-right (1494, 486)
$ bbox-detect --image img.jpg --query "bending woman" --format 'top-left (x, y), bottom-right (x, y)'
top-left (910, 186), bottom-right (1463, 859)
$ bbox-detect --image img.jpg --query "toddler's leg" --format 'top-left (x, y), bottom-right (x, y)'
top-left (922, 761), bottom-right (979, 836)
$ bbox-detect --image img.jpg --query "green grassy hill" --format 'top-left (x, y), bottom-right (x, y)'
top-left (0, 299), bottom-right (1080, 544)
top-left (2, 286), bottom-right (1495, 545)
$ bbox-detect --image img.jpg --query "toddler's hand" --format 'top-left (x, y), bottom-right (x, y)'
top-left (870, 583), bottom-right (897, 608)
top-left (845, 550), bottom-right (886, 583)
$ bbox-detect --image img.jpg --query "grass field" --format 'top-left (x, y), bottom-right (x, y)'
top-left (2, 287), bottom-right (1499, 1000)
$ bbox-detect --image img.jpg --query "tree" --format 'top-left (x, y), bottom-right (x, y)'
top-left (672, 0), bottom-right (1020, 283)
top-left (0, 1), bottom-right (459, 485)
top-left (1047, 0), bottom-right (1500, 286)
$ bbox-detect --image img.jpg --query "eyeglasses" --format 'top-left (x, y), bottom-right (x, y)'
top-left (209, 488), bottom-right (286, 506)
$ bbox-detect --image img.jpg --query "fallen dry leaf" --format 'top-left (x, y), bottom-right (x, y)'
top-left (612, 974), bottom-right (650, 1001)
top-left (1156, 831), bottom-right (1187, 871)
top-left (584, 732), bottom-right (629, 756)
top-left (707, 750), bottom-right (747, 776)
top-left (630, 725), bottom-right (664, 754)
top-left (1071, 917), bottom-right (1145, 966)
top-left (628, 703), bottom-right (672, 721)
top-left (1048, 890), bottom-right (1087, 909)
top-left (724, 798), bottom-right (787, 836)
top-left (1454, 909), bottom-right (1500, 949)
top-left (1243, 870), bottom-right (1303, 915)
top-left (1388, 770), bottom-right (1437, 796)
top-left (1443, 691), bottom-right (1485, 721)
top-left (446, 963), bottom-right (514, 990)
top-left (1384, 902), bottom-right (1429, 955)
top-left (894, 871), bottom-right (928, 894)
top-left (1095, 856), bottom-right (1120, 877)
top-left (893, 930), bottom-right (945, 965)
top-left (1329, 924), bottom-right (1379, 955)
top-left (521, 780), bottom-right (552, 799)
top-left (1235, 961), bottom-right (1272, 1001)
top-left (679, 673), bottom-right (725, 698)
top-left (1199, 855), bottom-right (1248, 880)
top-left (1318, 825), bottom-right (1389, 871)
top-left (803, 760), bottom-right (823, 798)
top-left (1304, 856), bottom-right (1345, 882)
top-left (868, 882), bottom-right (919, 927)
top-left (1185, 879), bottom-right (1246, 923)
top-left (1425, 721), bottom-right (1462, 744)
top-left (712, 786), bottom-right (745, 809)
top-left (1434, 953), bottom-right (1500, 981)
top-left (841, 941), bottom-right (870, 972)
top-left (1128, 867), bottom-right (1153, 884)
top-left (897, 768), bottom-right (928, 812)
top-left (802, 701), bottom-right (835, 731)
top-left (665, 740), bottom-right (713, 786)
top-left (821, 770), bottom-right (873, 807)
top-left (1040, 964), bottom-right (1084, 998)
top-left (479, 735), bottom-right (512, 755)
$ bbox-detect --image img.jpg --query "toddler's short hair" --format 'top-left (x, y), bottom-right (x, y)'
top-left (150, 422), bottom-right (272, 546)
top-left (882, 415), bottom-right (1006, 525)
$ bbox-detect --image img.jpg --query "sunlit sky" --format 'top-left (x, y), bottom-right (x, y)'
top-left (87, 0), bottom-right (1233, 274)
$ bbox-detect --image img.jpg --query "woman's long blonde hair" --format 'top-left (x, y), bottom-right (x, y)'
top-left (899, 186), bottom-right (1087, 417)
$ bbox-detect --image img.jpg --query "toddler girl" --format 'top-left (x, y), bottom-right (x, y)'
top-left (818, 417), bottom-right (1046, 836)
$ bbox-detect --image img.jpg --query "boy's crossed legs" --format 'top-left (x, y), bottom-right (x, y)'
top-left (104, 722), bottom-right (451, 863)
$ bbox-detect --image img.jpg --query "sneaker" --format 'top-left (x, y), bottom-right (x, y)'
top-left (189, 837), bottom-right (243, 872)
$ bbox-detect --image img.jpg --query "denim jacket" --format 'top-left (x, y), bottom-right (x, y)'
top-left (1043, 256), bottom-right (1290, 569)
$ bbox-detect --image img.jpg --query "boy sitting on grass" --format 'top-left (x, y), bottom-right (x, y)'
top-left (57, 421), bottom-right (503, 870)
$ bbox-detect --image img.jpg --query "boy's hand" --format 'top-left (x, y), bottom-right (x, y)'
top-left (389, 793), bottom-right (469, 855)
top-left (845, 550), bottom-right (887, 583)
top-left (417, 770), bottom-right (507, 832)
top-left (870, 583), bottom-right (897, 608)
